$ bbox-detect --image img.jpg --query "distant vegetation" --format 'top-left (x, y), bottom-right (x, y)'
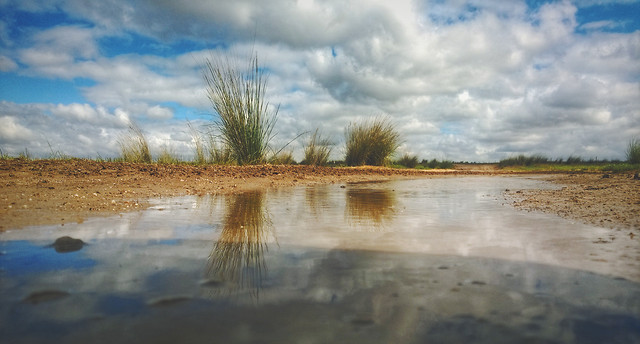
top-left (344, 117), bottom-right (400, 166)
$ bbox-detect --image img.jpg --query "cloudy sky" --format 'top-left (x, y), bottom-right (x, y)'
top-left (0, 0), bottom-right (638, 162)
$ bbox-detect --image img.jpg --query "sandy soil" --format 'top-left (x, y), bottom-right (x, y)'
top-left (506, 173), bottom-right (640, 233)
top-left (1, 159), bottom-right (639, 234)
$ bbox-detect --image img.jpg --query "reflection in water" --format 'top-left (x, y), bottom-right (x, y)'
top-left (305, 185), bottom-right (331, 218)
top-left (346, 186), bottom-right (396, 227)
top-left (206, 191), bottom-right (272, 296)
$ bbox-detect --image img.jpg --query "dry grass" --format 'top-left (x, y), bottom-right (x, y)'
top-left (345, 117), bottom-right (400, 166)
top-left (118, 122), bottom-right (151, 163)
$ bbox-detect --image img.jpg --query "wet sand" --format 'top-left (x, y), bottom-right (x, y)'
top-left (1, 159), bottom-right (639, 233)
top-left (506, 173), bottom-right (640, 232)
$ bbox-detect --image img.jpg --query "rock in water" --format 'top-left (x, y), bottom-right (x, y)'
top-left (50, 236), bottom-right (85, 253)
top-left (23, 290), bottom-right (70, 304)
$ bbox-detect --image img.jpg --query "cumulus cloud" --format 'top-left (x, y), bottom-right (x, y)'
top-left (0, 0), bottom-right (639, 161)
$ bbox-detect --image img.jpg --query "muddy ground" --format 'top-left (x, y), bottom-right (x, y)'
top-left (1, 159), bottom-right (639, 234)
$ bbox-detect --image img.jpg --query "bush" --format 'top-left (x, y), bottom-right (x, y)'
top-left (344, 117), bottom-right (400, 166)
top-left (627, 138), bottom-right (640, 164)
top-left (395, 154), bottom-right (418, 168)
top-left (118, 122), bottom-right (151, 163)
top-left (302, 129), bottom-right (332, 166)
top-left (203, 52), bottom-right (277, 165)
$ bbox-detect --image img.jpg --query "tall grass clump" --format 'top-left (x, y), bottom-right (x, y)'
top-left (118, 122), bottom-right (152, 163)
top-left (344, 117), bottom-right (400, 166)
top-left (302, 129), bottom-right (333, 166)
top-left (627, 138), bottom-right (640, 164)
top-left (203, 52), bottom-right (277, 165)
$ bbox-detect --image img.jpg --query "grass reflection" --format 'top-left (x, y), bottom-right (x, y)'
top-left (346, 186), bottom-right (397, 228)
top-left (206, 191), bottom-right (272, 296)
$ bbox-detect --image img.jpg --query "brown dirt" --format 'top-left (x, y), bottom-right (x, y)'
top-left (506, 173), bottom-right (640, 232)
top-left (0, 159), bottom-right (507, 230)
top-left (1, 159), bottom-right (638, 234)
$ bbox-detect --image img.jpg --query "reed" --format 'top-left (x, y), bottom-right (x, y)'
top-left (203, 52), bottom-right (277, 165)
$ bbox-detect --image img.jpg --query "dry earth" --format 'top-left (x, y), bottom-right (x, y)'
top-left (1, 159), bottom-right (639, 235)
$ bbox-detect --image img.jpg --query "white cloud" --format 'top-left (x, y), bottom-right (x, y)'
top-left (1, 0), bottom-right (639, 161)
top-left (0, 55), bottom-right (17, 71)
top-left (0, 115), bottom-right (35, 142)
top-left (146, 105), bottom-right (173, 120)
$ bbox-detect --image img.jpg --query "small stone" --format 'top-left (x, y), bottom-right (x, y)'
top-left (49, 236), bottom-right (86, 253)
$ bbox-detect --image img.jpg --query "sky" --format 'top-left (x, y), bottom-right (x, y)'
top-left (0, 0), bottom-right (639, 162)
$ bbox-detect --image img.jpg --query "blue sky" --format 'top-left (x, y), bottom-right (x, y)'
top-left (0, 0), bottom-right (638, 161)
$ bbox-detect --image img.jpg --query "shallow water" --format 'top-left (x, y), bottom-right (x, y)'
top-left (1, 176), bottom-right (639, 343)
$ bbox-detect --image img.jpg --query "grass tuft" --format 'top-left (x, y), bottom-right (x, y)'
top-left (302, 129), bottom-right (332, 166)
top-left (344, 117), bottom-right (400, 166)
top-left (203, 52), bottom-right (277, 165)
top-left (269, 151), bottom-right (296, 165)
top-left (118, 122), bottom-right (152, 163)
top-left (627, 137), bottom-right (640, 164)
top-left (156, 145), bottom-right (181, 164)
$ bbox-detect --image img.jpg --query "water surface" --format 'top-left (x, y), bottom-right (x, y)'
top-left (1, 176), bottom-right (639, 343)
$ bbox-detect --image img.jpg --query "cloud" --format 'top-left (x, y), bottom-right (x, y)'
top-left (0, 55), bottom-right (17, 71)
top-left (1, 0), bottom-right (639, 162)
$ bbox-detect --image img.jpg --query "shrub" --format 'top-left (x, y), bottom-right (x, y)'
top-left (203, 52), bottom-right (277, 165)
top-left (395, 154), bottom-right (418, 168)
top-left (627, 138), bottom-right (640, 164)
top-left (118, 122), bottom-right (151, 163)
top-left (302, 129), bottom-right (332, 166)
top-left (344, 117), bottom-right (400, 166)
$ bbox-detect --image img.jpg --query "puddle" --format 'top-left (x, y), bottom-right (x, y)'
top-left (1, 176), bottom-right (639, 343)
